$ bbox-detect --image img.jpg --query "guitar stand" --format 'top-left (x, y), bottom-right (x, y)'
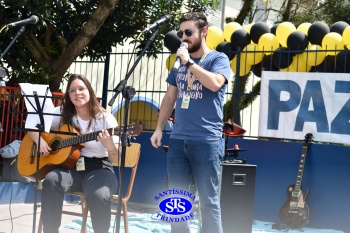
top-left (272, 221), bottom-right (290, 230)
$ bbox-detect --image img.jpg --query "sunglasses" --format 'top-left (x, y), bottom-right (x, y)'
top-left (177, 29), bottom-right (193, 38)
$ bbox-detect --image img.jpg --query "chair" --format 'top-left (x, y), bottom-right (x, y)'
top-left (37, 142), bottom-right (141, 233)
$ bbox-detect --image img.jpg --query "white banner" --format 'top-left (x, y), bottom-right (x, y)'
top-left (259, 71), bottom-right (350, 144)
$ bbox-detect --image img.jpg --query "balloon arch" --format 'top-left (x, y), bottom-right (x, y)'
top-left (164, 21), bottom-right (350, 76)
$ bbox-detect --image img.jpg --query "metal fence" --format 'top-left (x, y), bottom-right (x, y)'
top-left (66, 47), bottom-right (349, 137)
top-left (1, 47), bottom-right (348, 148)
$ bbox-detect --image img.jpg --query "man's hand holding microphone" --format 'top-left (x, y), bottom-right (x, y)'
top-left (172, 42), bottom-right (189, 71)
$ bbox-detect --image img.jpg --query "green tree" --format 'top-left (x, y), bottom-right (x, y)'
top-left (291, 0), bottom-right (350, 26)
top-left (223, 0), bottom-right (258, 124)
top-left (0, 0), bottom-right (219, 91)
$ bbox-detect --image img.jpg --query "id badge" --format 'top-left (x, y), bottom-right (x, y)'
top-left (181, 94), bottom-right (191, 109)
top-left (76, 157), bottom-right (85, 171)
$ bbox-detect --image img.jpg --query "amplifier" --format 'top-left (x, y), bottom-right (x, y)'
top-left (220, 163), bottom-right (257, 233)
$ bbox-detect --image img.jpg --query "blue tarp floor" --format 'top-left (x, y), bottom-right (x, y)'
top-left (0, 202), bottom-right (345, 233)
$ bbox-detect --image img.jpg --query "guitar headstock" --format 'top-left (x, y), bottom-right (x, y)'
top-left (304, 133), bottom-right (313, 146)
top-left (121, 123), bottom-right (143, 136)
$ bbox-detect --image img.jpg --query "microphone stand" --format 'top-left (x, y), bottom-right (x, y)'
top-left (0, 26), bottom-right (25, 60)
top-left (0, 25), bottom-right (46, 233)
top-left (109, 28), bottom-right (160, 233)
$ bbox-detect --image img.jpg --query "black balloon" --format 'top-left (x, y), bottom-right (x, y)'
top-left (252, 62), bottom-right (263, 77)
top-left (164, 30), bottom-right (181, 53)
top-left (272, 47), bottom-right (293, 69)
top-left (317, 55), bottom-right (336, 73)
top-left (230, 29), bottom-right (251, 50)
top-left (309, 66), bottom-right (318, 73)
top-left (335, 49), bottom-right (350, 73)
top-left (287, 31), bottom-right (309, 53)
top-left (330, 21), bottom-right (349, 35)
top-left (262, 54), bottom-right (279, 71)
top-left (250, 22), bottom-right (270, 44)
top-left (308, 21), bottom-right (329, 46)
top-left (270, 24), bottom-right (280, 35)
top-left (216, 42), bottom-right (236, 60)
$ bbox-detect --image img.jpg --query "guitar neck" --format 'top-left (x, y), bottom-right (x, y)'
top-left (57, 127), bottom-right (120, 149)
top-left (294, 146), bottom-right (308, 192)
top-left (294, 133), bottom-right (313, 192)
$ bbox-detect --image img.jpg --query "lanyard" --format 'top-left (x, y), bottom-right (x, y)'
top-left (187, 50), bottom-right (211, 92)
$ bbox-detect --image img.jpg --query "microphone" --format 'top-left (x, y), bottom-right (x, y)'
top-left (172, 42), bottom-right (188, 71)
top-left (141, 15), bottom-right (172, 33)
top-left (6, 15), bottom-right (39, 28)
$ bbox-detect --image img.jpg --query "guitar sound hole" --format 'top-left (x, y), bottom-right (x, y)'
top-left (50, 140), bottom-right (60, 151)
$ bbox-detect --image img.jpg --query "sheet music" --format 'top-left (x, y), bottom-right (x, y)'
top-left (20, 83), bottom-right (55, 132)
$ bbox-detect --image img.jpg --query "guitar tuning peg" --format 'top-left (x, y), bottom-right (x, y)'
top-left (126, 136), bottom-right (131, 146)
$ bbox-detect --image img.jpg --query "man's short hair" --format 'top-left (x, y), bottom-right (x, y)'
top-left (179, 12), bottom-right (208, 29)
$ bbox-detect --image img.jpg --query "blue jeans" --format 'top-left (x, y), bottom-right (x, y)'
top-left (167, 138), bottom-right (224, 233)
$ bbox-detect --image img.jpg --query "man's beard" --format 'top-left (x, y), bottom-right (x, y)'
top-left (188, 39), bottom-right (202, 53)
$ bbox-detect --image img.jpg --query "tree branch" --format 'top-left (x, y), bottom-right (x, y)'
top-left (235, 0), bottom-right (255, 25)
top-left (47, 23), bottom-right (68, 50)
top-left (22, 34), bottom-right (52, 65)
top-left (48, 0), bottom-right (120, 90)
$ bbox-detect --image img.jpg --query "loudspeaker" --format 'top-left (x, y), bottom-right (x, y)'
top-left (220, 163), bottom-right (256, 233)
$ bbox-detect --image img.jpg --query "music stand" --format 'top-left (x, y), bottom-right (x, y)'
top-left (15, 84), bottom-right (76, 233)
top-left (17, 84), bottom-right (56, 233)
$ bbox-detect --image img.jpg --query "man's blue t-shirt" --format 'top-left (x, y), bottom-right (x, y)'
top-left (166, 50), bottom-right (231, 140)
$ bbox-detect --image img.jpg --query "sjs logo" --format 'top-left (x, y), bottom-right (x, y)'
top-left (159, 197), bottom-right (192, 215)
top-left (154, 189), bottom-right (196, 222)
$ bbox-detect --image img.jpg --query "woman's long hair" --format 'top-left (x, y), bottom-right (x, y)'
top-left (61, 74), bottom-right (105, 130)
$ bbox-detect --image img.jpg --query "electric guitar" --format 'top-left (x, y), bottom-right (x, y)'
top-left (17, 123), bottom-right (142, 180)
top-left (279, 133), bottom-right (313, 229)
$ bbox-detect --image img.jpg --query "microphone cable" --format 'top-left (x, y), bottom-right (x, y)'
top-left (0, 25), bottom-right (7, 33)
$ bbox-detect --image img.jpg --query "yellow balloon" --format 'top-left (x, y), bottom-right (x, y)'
top-left (224, 22), bottom-right (242, 42)
top-left (165, 54), bottom-right (176, 71)
top-left (258, 33), bottom-right (280, 54)
top-left (279, 67), bottom-right (289, 72)
top-left (206, 26), bottom-right (224, 50)
top-left (342, 26), bottom-right (350, 47)
top-left (289, 53), bottom-right (311, 72)
top-left (305, 45), bottom-right (326, 66)
top-left (322, 32), bottom-right (343, 56)
top-left (244, 44), bottom-right (264, 65)
top-left (297, 23), bottom-right (312, 35)
top-left (243, 23), bottom-right (254, 34)
top-left (276, 22), bottom-right (296, 47)
top-left (231, 54), bottom-right (252, 76)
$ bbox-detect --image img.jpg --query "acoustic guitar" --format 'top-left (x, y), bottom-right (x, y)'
top-left (279, 133), bottom-right (313, 229)
top-left (17, 123), bottom-right (142, 180)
